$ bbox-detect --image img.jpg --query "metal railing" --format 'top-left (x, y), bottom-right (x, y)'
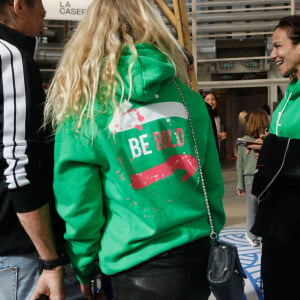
top-left (190, 0), bottom-right (296, 50)
top-left (189, 0), bottom-right (297, 89)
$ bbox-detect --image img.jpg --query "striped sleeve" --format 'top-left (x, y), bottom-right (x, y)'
top-left (0, 39), bottom-right (30, 189)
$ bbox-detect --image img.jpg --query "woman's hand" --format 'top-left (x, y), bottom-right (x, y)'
top-left (218, 131), bottom-right (227, 140)
top-left (247, 144), bottom-right (262, 159)
top-left (246, 133), bottom-right (267, 158)
top-left (237, 189), bottom-right (245, 196)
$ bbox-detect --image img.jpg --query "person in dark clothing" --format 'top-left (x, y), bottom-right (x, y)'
top-left (203, 92), bottom-right (227, 150)
top-left (182, 48), bottom-right (219, 152)
top-left (205, 101), bottom-right (220, 153)
top-left (0, 1), bottom-right (65, 299)
top-left (261, 104), bottom-right (271, 122)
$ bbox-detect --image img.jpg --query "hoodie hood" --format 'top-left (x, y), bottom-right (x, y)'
top-left (116, 44), bottom-right (176, 102)
top-left (270, 77), bottom-right (300, 138)
top-left (286, 77), bottom-right (300, 100)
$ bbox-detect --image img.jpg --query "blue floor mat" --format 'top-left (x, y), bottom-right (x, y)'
top-left (209, 227), bottom-right (264, 300)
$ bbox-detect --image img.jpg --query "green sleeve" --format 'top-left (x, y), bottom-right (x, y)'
top-left (54, 123), bottom-right (104, 283)
top-left (236, 146), bottom-right (245, 191)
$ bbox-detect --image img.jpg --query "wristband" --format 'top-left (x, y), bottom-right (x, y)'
top-left (39, 253), bottom-right (69, 270)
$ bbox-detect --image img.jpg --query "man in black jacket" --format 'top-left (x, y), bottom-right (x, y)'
top-left (0, 0), bottom-right (65, 299)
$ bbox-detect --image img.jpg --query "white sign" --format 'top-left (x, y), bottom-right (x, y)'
top-left (43, 0), bottom-right (92, 21)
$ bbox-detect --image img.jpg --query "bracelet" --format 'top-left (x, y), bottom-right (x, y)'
top-left (39, 253), bottom-right (69, 270)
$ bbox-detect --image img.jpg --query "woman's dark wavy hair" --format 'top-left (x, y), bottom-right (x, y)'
top-left (276, 15), bottom-right (300, 45)
top-left (204, 91), bottom-right (220, 117)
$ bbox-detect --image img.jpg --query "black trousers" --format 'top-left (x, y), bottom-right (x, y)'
top-left (261, 235), bottom-right (300, 300)
top-left (111, 237), bottom-right (211, 300)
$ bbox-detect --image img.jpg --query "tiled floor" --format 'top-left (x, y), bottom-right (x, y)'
top-left (215, 160), bottom-right (265, 299)
top-left (209, 228), bottom-right (264, 300)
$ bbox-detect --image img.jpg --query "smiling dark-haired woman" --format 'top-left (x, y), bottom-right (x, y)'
top-left (250, 15), bottom-right (300, 300)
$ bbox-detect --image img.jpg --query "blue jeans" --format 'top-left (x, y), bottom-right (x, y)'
top-left (0, 252), bottom-right (39, 300)
top-left (244, 177), bottom-right (258, 240)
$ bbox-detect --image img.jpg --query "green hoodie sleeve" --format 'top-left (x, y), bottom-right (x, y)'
top-left (53, 121), bottom-right (104, 283)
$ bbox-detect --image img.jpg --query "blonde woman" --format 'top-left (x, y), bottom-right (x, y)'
top-left (45, 0), bottom-right (225, 299)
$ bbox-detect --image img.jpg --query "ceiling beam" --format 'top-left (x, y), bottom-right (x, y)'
top-left (154, 0), bottom-right (197, 90)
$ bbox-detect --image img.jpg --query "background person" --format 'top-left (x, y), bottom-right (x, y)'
top-left (198, 90), bottom-right (219, 154)
top-left (236, 109), bottom-right (269, 247)
top-left (250, 15), bottom-right (300, 300)
top-left (204, 92), bottom-right (227, 149)
top-left (237, 110), bottom-right (248, 139)
top-left (44, 0), bottom-right (225, 299)
top-left (261, 104), bottom-right (271, 122)
top-left (233, 110), bottom-right (248, 157)
top-left (0, 0), bottom-right (65, 299)
top-left (180, 49), bottom-right (219, 153)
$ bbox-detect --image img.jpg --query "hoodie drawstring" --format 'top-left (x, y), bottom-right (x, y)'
top-left (275, 92), bottom-right (292, 136)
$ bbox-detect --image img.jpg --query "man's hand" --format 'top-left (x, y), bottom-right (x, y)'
top-left (30, 267), bottom-right (64, 300)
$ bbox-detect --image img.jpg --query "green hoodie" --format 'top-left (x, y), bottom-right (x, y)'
top-left (270, 77), bottom-right (300, 138)
top-left (54, 44), bottom-right (225, 283)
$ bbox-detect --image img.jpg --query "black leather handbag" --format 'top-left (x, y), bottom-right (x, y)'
top-left (207, 240), bottom-right (247, 300)
top-left (173, 79), bottom-right (247, 300)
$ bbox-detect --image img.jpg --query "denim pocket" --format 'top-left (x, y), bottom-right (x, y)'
top-left (0, 267), bottom-right (17, 300)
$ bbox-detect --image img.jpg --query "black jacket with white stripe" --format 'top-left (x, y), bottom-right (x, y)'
top-left (0, 23), bottom-right (63, 255)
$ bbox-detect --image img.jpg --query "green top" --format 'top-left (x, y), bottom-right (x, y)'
top-left (270, 77), bottom-right (300, 138)
top-left (53, 44), bottom-right (225, 283)
top-left (236, 135), bottom-right (257, 191)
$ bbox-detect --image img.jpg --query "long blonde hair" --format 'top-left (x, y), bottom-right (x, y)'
top-left (44, 0), bottom-right (189, 131)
